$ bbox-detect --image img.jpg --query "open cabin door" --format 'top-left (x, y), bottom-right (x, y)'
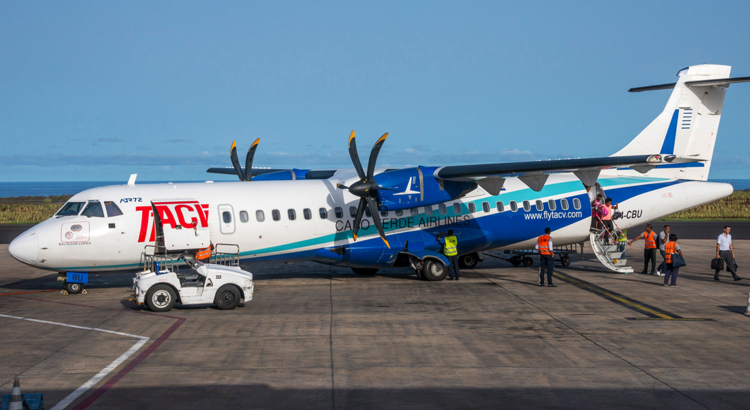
top-left (151, 199), bottom-right (211, 253)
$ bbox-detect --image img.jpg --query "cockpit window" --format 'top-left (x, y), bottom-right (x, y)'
top-left (104, 201), bottom-right (123, 217)
top-left (56, 202), bottom-right (85, 216)
top-left (81, 201), bottom-right (105, 218)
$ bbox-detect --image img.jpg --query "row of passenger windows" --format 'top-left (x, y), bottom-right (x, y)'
top-left (229, 198), bottom-right (582, 224)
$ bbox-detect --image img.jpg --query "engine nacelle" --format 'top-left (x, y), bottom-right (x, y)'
top-left (375, 167), bottom-right (476, 211)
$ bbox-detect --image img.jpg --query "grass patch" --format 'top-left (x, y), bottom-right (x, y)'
top-left (662, 190), bottom-right (750, 220)
top-left (0, 196), bottom-right (70, 224)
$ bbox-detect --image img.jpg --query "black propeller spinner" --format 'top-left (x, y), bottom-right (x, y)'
top-left (230, 138), bottom-right (261, 181)
top-left (336, 131), bottom-right (397, 248)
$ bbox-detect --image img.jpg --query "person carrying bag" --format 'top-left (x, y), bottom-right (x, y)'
top-left (663, 234), bottom-right (685, 287)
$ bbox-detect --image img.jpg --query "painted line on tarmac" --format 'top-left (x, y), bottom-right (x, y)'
top-left (0, 290), bottom-right (57, 296)
top-left (551, 270), bottom-right (711, 321)
top-left (0, 314), bottom-right (149, 410)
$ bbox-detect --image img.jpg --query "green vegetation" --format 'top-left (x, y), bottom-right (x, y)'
top-left (0, 196), bottom-right (70, 224)
top-left (0, 191), bottom-right (748, 224)
top-left (662, 190), bottom-right (750, 220)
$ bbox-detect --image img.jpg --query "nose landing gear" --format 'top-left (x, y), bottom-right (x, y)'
top-left (57, 272), bottom-right (88, 295)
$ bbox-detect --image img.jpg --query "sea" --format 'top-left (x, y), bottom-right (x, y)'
top-left (1, 179), bottom-right (749, 198)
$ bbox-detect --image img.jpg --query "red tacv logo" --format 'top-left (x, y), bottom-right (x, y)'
top-left (136, 201), bottom-right (210, 243)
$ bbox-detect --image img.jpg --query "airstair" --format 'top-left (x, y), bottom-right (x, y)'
top-left (589, 219), bottom-right (634, 274)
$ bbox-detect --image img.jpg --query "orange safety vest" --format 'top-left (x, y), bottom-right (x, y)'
top-left (537, 234), bottom-right (553, 256)
top-left (643, 231), bottom-right (656, 249)
top-left (664, 241), bottom-right (676, 264)
top-left (196, 245), bottom-right (212, 261)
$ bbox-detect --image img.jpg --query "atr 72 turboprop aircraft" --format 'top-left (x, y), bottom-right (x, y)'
top-left (9, 64), bottom-right (750, 284)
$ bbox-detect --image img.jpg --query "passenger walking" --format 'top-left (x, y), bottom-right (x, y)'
top-left (628, 224), bottom-right (658, 275)
top-left (437, 229), bottom-right (460, 281)
top-left (536, 227), bottom-right (556, 287)
top-left (663, 234), bottom-right (683, 287)
top-left (591, 194), bottom-right (604, 229)
top-left (715, 226), bottom-right (742, 281)
top-left (601, 198), bottom-right (617, 244)
top-left (657, 225), bottom-right (671, 275)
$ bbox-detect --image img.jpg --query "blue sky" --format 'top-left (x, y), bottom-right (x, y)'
top-left (2, 1), bottom-right (749, 182)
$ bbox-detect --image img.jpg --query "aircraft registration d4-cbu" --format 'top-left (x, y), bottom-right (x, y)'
top-left (9, 64), bottom-right (750, 283)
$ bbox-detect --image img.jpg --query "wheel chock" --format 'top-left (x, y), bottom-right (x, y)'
top-left (60, 290), bottom-right (68, 295)
top-left (81, 289), bottom-right (88, 294)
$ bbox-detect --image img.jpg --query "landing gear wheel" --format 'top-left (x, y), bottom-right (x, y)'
top-left (422, 259), bottom-right (448, 281)
top-left (146, 284), bottom-right (176, 312)
top-left (458, 253), bottom-right (479, 269)
top-left (522, 256), bottom-right (534, 267)
top-left (561, 254), bottom-right (572, 267)
top-left (351, 268), bottom-right (379, 275)
top-left (64, 281), bottom-right (83, 295)
top-left (215, 285), bottom-right (241, 310)
top-left (510, 256), bottom-right (522, 267)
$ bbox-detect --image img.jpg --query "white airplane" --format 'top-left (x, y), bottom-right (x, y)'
top-left (9, 64), bottom-right (750, 287)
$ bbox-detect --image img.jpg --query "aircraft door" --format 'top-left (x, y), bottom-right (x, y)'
top-left (217, 204), bottom-right (236, 235)
top-left (151, 199), bottom-right (211, 252)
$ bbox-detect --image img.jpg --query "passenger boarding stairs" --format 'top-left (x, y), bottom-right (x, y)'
top-left (589, 220), bottom-right (634, 274)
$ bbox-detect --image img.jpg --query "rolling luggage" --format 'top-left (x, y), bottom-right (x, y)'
top-left (711, 257), bottom-right (724, 270)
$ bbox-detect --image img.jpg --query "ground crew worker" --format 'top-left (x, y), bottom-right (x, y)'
top-left (629, 224), bottom-right (658, 275)
top-left (196, 243), bottom-right (212, 262)
top-left (536, 227), bottom-right (556, 287)
top-left (437, 229), bottom-right (460, 280)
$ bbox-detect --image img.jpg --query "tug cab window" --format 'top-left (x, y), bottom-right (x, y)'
top-left (56, 202), bottom-right (85, 216)
top-left (104, 201), bottom-right (123, 217)
top-left (81, 201), bottom-right (104, 218)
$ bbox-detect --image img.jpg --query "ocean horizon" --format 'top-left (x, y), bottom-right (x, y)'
top-left (1, 178), bottom-right (749, 198)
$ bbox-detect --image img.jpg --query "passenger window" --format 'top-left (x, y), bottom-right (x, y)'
top-left (522, 201), bottom-right (531, 212)
top-left (482, 202), bottom-right (490, 213)
top-left (272, 210), bottom-right (281, 221)
top-left (395, 209), bottom-right (403, 216)
top-left (573, 198), bottom-right (581, 210)
top-left (439, 204), bottom-right (447, 215)
top-left (424, 205), bottom-right (433, 215)
top-left (365, 207), bottom-right (372, 217)
top-left (239, 211), bottom-right (249, 223)
top-left (561, 199), bottom-right (569, 210)
top-left (319, 208), bottom-right (327, 219)
top-left (56, 202), bottom-right (85, 216)
top-left (535, 200), bottom-right (543, 211)
top-left (349, 207), bottom-right (357, 218)
top-left (468, 203), bottom-right (476, 213)
top-left (256, 210), bottom-right (265, 222)
top-left (335, 207), bottom-right (343, 219)
top-left (104, 201), bottom-right (123, 217)
top-left (549, 200), bottom-right (556, 211)
top-left (303, 208), bottom-right (312, 220)
top-left (510, 201), bottom-right (518, 212)
top-left (288, 209), bottom-right (296, 220)
top-left (380, 211), bottom-right (388, 217)
top-left (81, 201), bottom-right (104, 218)
top-left (222, 211), bottom-right (232, 223)
top-left (410, 208), bottom-right (419, 216)
top-left (453, 203), bottom-right (461, 214)
top-left (496, 201), bottom-right (504, 212)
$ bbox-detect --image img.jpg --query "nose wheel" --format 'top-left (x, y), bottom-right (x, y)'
top-left (60, 280), bottom-right (86, 295)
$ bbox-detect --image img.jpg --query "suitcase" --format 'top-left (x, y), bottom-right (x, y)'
top-left (711, 257), bottom-right (724, 270)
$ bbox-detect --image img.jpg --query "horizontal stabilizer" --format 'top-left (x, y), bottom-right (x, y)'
top-left (629, 83), bottom-right (677, 93)
top-left (629, 76), bottom-right (750, 92)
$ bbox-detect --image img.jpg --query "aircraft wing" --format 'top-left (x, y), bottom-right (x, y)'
top-left (207, 167), bottom-right (338, 180)
top-left (433, 154), bottom-right (703, 192)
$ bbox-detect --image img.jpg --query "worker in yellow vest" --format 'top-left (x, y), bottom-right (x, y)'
top-left (628, 224), bottom-right (658, 275)
top-left (437, 229), bottom-right (460, 280)
top-left (536, 227), bottom-right (556, 287)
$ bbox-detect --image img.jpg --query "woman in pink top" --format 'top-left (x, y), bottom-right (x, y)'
top-left (601, 197), bottom-right (617, 244)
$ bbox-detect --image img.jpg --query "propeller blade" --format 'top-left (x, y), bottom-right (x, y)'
top-left (352, 197), bottom-right (367, 241)
top-left (366, 132), bottom-right (388, 180)
top-left (336, 183), bottom-right (350, 190)
top-left (376, 186), bottom-right (400, 192)
top-left (230, 141), bottom-right (244, 181)
top-left (348, 130), bottom-right (366, 180)
top-left (365, 196), bottom-right (390, 249)
top-left (244, 138), bottom-right (260, 181)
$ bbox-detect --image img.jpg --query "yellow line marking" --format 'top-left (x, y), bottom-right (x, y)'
top-left (553, 272), bottom-right (675, 319)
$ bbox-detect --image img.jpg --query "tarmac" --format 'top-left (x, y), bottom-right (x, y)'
top-left (1, 239), bottom-right (750, 409)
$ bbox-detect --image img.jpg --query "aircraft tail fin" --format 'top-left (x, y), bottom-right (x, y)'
top-left (613, 64), bottom-right (739, 181)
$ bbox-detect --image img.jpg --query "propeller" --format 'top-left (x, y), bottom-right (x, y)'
top-left (229, 138), bottom-right (261, 181)
top-left (337, 131), bottom-right (395, 248)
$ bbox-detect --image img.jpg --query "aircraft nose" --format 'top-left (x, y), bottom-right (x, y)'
top-left (8, 231), bottom-right (39, 265)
